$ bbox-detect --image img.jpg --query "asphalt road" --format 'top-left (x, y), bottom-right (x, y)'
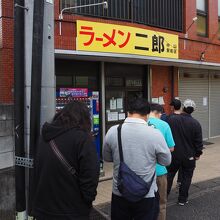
top-left (95, 177), bottom-right (220, 220)
top-left (167, 185), bottom-right (220, 220)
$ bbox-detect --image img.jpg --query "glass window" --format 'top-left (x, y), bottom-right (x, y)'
top-left (74, 76), bottom-right (98, 90)
top-left (197, 14), bottom-right (207, 36)
top-left (60, 0), bottom-right (78, 13)
top-left (196, 0), bottom-right (206, 11)
top-left (105, 90), bottom-right (125, 112)
top-left (126, 78), bottom-right (142, 87)
top-left (105, 90), bottom-right (125, 131)
top-left (218, 20), bottom-right (220, 38)
top-left (106, 77), bottom-right (124, 87)
top-left (75, 76), bottom-right (88, 87)
top-left (196, 0), bottom-right (207, 36)
top-left (218, 0), bottom-right (220, 16)
top-left (56, 76), bottom-right (73, 86)
top-left (61, 0), bottom-right (77, 8)
top-left (218, 0), bottom-right (220, 39)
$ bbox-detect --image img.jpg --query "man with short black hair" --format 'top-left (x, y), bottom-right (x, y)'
top-left (166, 99), bottom-right (203, 206)
top-left (103, 98), bottom-right (171, 220)
top-left (170, 98), bottom-right (182, 114)
top-left (148, 103), bottom-right (175, 220)
top-left (161, 99), bottom-right (181, 121)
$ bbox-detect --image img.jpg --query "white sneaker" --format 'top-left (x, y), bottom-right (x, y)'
top-left (178, 201), bottom-right (189, 206)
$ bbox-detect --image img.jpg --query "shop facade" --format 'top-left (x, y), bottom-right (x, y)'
top-left (2, 0), bottom-right (220, 170)
top-left (54, 18), bottom-right (181, 149)
top-left (55, 58), bottom-right (150, 153)
top-left (179, 68), bottom-right (220, 139)
top-left (54, 57), bottom-right (220, 146)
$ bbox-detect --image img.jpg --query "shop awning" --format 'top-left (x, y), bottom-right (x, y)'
top-left (55, 49), bottom-right (220, 70)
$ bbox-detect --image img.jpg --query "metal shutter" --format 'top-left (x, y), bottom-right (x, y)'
top-left (210, 71), bottom-right (220, 137)
top-left (179, 68), bottom-right (209, 139)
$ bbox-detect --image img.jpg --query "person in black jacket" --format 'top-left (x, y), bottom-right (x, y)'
top-left (32, 101), bottom-right (100, 220)
top-left (166, 99), bottom-right (203, 206)
top-left (169, 99), bottom-right (183, 189)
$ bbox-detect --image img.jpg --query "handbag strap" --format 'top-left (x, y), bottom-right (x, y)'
top-left (117, 124), bottom-right (124, 162)
top-left (49, 139), bottom-right (77, 177)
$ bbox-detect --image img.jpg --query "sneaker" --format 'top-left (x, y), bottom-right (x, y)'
top-left (178, 201), bottom-right (189, 206)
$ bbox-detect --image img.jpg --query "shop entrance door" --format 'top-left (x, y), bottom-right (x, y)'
top-left (126, 90), bottom-right (143, 101)
top-left (105, 63), bottom-right (148, 132)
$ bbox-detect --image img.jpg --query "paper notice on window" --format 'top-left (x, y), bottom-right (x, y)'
top-left (203, 97), bottom-right (207, 106)
top-left (116, 98), bottom-right (123, 109)
top-left (158, 96), bottom-right (165, 105)
top-left (107, 112), bottom-right (118, 122)
top-left (110, 98), bottom-right (117, 110)
top-left (152, 97), bottom-right (159, 103)
top-left (119, 113), bottom-right (126, 120)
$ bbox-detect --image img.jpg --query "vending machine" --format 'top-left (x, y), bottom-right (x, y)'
top-left (56, 88), bottom-right (101, 161)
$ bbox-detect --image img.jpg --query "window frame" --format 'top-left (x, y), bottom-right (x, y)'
top-left (218, 17), bottom-right (220, 39)
top-left (218, 0), bottom-right (220, 39)
top-left (196, 0), bottom-right (208, 37)
top-left (59, 0), bottom-right (183, 32)
top-left (60, 0), bottom-right (79, 15)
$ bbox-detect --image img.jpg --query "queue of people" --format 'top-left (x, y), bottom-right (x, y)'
top-left (31, 97), bottom-right (203, 220)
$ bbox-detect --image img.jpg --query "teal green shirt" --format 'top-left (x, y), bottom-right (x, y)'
top-left (148, 117), bottom-right (175, 176)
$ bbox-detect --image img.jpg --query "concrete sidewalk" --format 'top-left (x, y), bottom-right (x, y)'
top-left (93, 137), bottom-right (220, 217)
top-left (167, 178), bottom-right (220, 220)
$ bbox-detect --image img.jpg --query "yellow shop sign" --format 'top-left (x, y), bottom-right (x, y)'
top-left (77, 20), bottom-right (179, 59)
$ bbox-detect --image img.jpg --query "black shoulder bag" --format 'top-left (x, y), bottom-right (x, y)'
top-left (117, 124), bottom-right (155, 202)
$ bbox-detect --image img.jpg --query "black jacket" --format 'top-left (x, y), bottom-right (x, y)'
top-left (166, 113), bottom-right (203, 161)
top-left (32, 122), bottom-right (100, 220)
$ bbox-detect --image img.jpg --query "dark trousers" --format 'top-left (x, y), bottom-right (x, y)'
top-left (177, 166), bottom-right (183, 183)
top-left (111, 193), bottom-right (159, 220)
top-left (167, 157), bottom-right (196, 203)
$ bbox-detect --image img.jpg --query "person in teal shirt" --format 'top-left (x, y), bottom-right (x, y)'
top-left (148, 103), bottom-right (175, 220)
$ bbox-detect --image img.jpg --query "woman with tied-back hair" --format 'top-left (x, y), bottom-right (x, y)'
top-left (32, 101), bottom-right (100, 220)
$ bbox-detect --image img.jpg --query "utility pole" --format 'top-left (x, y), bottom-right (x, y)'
top-left (28, 0), bottom-right (44, 215)
top-left (15, 0), bottom-right (55, 218)
top-left (27, 0), bottom-right (55, 218)
top-left (40, 0), bottom-right (56, 127)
